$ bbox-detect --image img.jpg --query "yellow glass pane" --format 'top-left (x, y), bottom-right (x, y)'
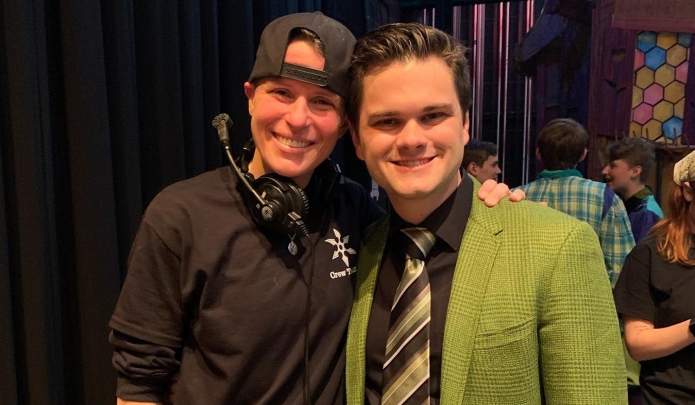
top-left (629, 122), bottom-right (643, 137)
top-left (675, 99), bottom-right (685, 117)
top-left (653, 100), bottom-right (674, 122)
top-left (667, 44), bottom-right (687, 66)
top-left (664, 81), bottom-right (685, 102)
top-left (656, 32), bottom-right (678, 49)
top-left (643, 119), bottom-right (662, 140)
top-left (654, 64), bottom-right (675, 86)
top-left (635, 66), bottom-right (655, 89)
top-left (632, 87), bottom-right (644, 108)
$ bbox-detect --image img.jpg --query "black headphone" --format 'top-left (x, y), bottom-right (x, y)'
top-left (212, 113), bottom-right (342, 238)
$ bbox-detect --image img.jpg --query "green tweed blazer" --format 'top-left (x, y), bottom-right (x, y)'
top-left (345, 181), bottom-right (628, 405)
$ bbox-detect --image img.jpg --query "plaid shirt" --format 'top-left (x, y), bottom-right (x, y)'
top-left (518, 169), bottom-right (635, 286)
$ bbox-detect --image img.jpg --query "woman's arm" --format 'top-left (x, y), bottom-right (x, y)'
top-left (624, 317), bottom-right (695, 361)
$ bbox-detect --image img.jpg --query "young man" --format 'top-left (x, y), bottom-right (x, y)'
top-left (602, 137), bottom-right (663, 243)
top-left (109, 13), bottom-right (514, 405)
top-left (345, 23), bottom-right (626, 404)
top-left (517, 118), bottom-right (634, 286)
top-left (462, 139), bottom-right (501, 183)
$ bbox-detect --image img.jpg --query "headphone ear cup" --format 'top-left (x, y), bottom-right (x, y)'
top-left (250, 174), bottom-right (309, 234)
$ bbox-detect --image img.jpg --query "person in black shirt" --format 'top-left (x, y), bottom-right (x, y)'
top-left (614, 150), bottom-right (695, 404)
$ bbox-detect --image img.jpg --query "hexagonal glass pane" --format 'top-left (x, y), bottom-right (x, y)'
top-left (653, 100), bottom-right (674, 122)
top-left (657, 32), bottom-right (677, 49)
top-left (663, 116), bottom-right (683, 139)
top-left (675, 99), bottom-right (685, 118)
top-left (635, 66), bottom-right (655, 89)
top-left (633, 103), bottom-right (653, 125)
top-left (664, 81), bottom-right (685, 103)
top-left (644, 83), bottom-right (664, 105)
top-left (667, 44), bottom-right (687, 67)
top-left (629, 122), bottom-right (643, 137)
top-left (643, 119), bottom-right (662, 139)
top-left (634, 50), bottom-right (645, 69)
top-left (676, 61), bottom-right (689, 83)
top-left (678, 33), bottom-right (692, 48)
top-left (637, 31), bottom-right (657, 52)
top-left (645, 47), bottom-right (666, 70)
top-left (655, 65), bottom-right (675, 86)
top-left (632, 87), bottom-right (644, 108)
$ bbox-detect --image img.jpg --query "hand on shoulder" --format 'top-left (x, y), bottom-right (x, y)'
top-left (477, 179), bottom-right (527, 207)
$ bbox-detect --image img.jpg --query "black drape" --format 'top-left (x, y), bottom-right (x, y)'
top-left (0, 1), bottom-right (373, 404)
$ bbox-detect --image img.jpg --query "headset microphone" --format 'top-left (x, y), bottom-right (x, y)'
top-left (212, 114), bottom-right (272, 215)
top-left (211, 113), bottom-right (309, 246)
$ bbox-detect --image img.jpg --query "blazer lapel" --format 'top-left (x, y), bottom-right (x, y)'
top-left (440, 193), bottom-right (502, 405)
top-left (345, 215), bottom-right (390, 404)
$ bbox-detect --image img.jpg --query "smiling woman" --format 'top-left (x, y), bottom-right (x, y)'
top-left (244, 38), bottom-right (346, 188)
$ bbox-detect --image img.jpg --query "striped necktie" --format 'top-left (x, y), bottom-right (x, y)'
top-left (382, 227), bottom-right (436, 405)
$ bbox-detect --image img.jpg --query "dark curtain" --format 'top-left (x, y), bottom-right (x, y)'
top-left (0, 1), bottom-right (372, 404)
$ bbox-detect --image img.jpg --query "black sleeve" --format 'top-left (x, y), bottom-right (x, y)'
top-left (110, 330), bottom-right (180, 401)
top-left (109, 216), bottom-right (184, 400)
top-left (613, 241), bottom-right (656, 323)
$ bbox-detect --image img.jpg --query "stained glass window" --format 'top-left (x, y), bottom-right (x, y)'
top-left (631, 31), bottom-right (691, 142)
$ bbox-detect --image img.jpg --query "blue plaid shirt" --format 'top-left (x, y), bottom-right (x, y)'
top-left (517, 169), bottom-right (635, 286)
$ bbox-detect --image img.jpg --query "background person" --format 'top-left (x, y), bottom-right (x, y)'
top-left (613, 149), bottom-right (695, 404)
top-left (462, 139), bottom-right (501, 183)
top-left (602, 137), bottom-right (663, 243)
top-left (518, 118), bottom-right (634, 286)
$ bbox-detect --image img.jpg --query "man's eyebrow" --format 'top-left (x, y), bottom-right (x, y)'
top-left (366, 111), bottom-right (399, 120)
top-left (367, 103), bottom-right (455, 120)
top-left (423, 103), bottom-right (454, 111)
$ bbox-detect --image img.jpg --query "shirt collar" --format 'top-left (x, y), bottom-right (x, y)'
top-left (390, 173), bottom-right (473, 252)
top-left (537, 168), bottom-right (583, 180)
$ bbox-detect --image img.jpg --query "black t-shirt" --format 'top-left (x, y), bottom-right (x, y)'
top-left (109, 166), bottom-right (383, 404)
top-left (613, 237), bottom-right (695, 404)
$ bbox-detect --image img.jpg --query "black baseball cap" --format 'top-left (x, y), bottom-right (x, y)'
top-left (248, 12), bottom-right (356, 100)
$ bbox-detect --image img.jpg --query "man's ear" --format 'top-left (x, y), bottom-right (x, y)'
top-left (630, 164), bottom-right (643, 180)
top-left (466, 162), bottom-right (479, 176)
top-left (462, 111), bottom-right (470, 146)
top-left (578, 148), bottom-right (588, 163)
top-left (348, 120), bottom-right (365, 161)
top-left (243, 82), bottom-right (256, 115)
top-left (535, 147), bottom-right (542, 161)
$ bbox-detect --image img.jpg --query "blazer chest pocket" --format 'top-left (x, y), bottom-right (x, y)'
top-left (467, 319), bottom-right (541, 401)
top-left (473, 318), bottom-right (536, 349)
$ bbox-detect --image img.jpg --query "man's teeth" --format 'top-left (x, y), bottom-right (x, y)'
top-left (276, 136), bottom-right (311, 148)
top-left (398, 159), bottom-right (430, 167)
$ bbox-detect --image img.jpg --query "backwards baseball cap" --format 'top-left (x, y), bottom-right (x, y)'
top-left (674, 149), bottom-right (695, 185)
top-left (248, 12), bottom-right (356, 100)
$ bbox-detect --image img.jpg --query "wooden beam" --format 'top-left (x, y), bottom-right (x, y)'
top-left (613, 0), bottom-right (695, 33)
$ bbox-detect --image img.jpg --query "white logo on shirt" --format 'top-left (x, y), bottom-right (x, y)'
top-left (330, 267), bottom-right (357, 279)
top-left (325, 228), bottom-right (357, 267)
